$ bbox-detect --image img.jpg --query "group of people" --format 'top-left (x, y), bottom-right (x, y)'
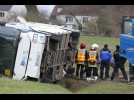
top-left (74, 43), bottom-right (128, 81)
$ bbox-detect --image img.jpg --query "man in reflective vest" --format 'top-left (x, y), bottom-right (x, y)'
top-left (86, 44), bottom-right (99, 81)
top-left (75, 43), bottom-right (88, 79)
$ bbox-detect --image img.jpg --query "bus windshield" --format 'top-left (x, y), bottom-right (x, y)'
top-left (0, 26), bottom-right (20, 75)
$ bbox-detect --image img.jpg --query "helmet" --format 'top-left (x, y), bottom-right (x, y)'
top-left (91, 43), bottom-right (99, 49)
top-left (80, 43), bottom-right (86, 49)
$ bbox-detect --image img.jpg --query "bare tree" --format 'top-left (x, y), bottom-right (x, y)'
top-left (25, 5), bottom-right (48, 23)
top-left (85, 18), bottom-right (98, 35)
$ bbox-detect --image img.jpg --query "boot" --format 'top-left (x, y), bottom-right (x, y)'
top-left (94, 76), bottom-right (98, 81)
top-left (86, 77), bottom-right (92, 81)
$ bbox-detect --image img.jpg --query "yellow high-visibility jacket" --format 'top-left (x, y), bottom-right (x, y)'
top-left (88, 50), bottom-right (97, 61)
top-left (76, 49), bottom-right (86, 64)
top-left (88, 50), bottom-right (98, 66)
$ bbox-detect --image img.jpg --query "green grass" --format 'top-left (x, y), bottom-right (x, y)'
top-left (0, 78), bottom-right (71, 94)
top-left (79, 35), bottom-right (119, 51)
top-left (1, 77), bottom-right (134, 94)
top-left (76, 81), bottom-right (134, 94)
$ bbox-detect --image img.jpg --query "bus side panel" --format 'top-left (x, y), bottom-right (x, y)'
top-left (25, 33), bottom-right (46, 79)
top-left (120, 34), bottom-right (134, 64)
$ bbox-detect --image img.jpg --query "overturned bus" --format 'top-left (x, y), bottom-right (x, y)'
top-left (0, 22), bottom-right (80, 82)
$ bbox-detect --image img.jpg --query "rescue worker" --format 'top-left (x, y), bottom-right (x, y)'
top-left (100, 44), bottom-right (112, 80)
top-left (111, 45), bottom-right (128, 81)
top-left (86, 44), bottom-right (99, 81)
top-left (75, 43), bottom-right (88, 79)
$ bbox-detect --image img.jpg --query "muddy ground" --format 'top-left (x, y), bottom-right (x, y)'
top-left (58, 76), bottom-right (129, 93)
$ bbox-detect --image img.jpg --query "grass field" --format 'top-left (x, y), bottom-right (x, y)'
top-left (79, 35), bottom-right (119, 51)
top-left (77, 81), bottom-right (134, 94)
top-left (0, 36), bottom-right (134, 94)
top-left (0, 78), bottom-right (71, 94)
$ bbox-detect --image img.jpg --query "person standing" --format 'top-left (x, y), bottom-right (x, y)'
top-left (86, 44), bottom-right (99, 81)
top-left (100, 44), bottom-right (112, 80)
top-left (65, 43), bottom-right (77, 78)
top-left (111, 45), bottom-right (128, 81)
top-left (75, 43), bottom-right (88, 79)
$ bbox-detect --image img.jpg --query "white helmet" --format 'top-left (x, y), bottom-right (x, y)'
top-left (91, 43), bottom-right (99, 49)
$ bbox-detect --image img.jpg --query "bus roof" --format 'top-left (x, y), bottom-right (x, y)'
top-left (6, 22), bottom-right (71, 35)
top-left (26, 22), bottom-right (71, 35)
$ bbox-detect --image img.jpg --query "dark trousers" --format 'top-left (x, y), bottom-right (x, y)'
top-left (111, 64), bottom-right (128, 80)
top-left (129, 64), bottom-right (134, 82)
top-left (100, 61), bottom-right (110, 79)
top-left (0, 66), bottom-right (4, 75)
top-left (86, 67), bottom-right (98, 77)
top-left (66, 64), bottom-right (75, 78)
top-left (76, 64), bottom-right (85, 79)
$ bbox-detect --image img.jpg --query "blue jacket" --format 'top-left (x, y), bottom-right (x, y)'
top-left (100, 49), bottom-right (112, 62)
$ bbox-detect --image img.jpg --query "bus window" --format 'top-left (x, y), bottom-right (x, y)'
top-left (49, 38), bottom-right (59, 51)
top-left (123, 21), bottom-right (132, 35)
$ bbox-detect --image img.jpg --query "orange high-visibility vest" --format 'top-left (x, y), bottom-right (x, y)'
top-left (77, 49), bottom-right (86, 63)
top-left (88, 50), bottom-right (97, 62)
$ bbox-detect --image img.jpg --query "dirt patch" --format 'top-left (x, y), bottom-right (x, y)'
top-left (58, 76), bottom-right (129, 93)
top-left (58, 78), bottom-right (99, 92)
